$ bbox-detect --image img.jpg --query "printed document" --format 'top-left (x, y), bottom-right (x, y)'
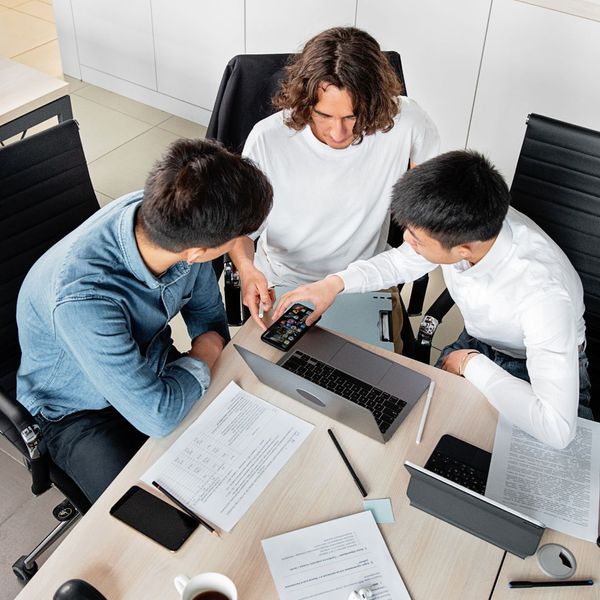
top-left (262, 511), bottom-right (411, 600)
top-left (141, 381), bottom-right (313, 532)
top-left (486, 415), bottom-right (600, 542)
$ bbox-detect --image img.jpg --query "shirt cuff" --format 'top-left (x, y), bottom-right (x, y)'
top-left (333, 268), bottom-right (362, 294)
top-left (169, 355), bottom-right (212, 391)
top-left (463, 353), bottom-right (505, 392)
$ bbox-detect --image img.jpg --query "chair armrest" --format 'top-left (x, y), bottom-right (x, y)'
top-left (0, 389), bottom-right (36, 440)
top-left (415, 289), bottom-right (455, 364)
top-left (0, 390), bottom-right (51, 494)
top-left (424, 288), bottom-right (455, 324)
top-left (407, 273), bottom-right (429, 316)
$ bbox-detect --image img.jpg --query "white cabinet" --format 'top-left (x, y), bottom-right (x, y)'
top-left (357, 0), bottom-right (491, 153)
top-left (58, 0), bottom-right (600, 145)
top-left (53, 0), bottom-right (81, 79)
top-left (245, 0), bottom-right (357, 53)
top-left (468, 0), bottom-right (600, 182)
top-left (71, 0), bottom-right (156, 90)
top-left (152, 0), bottom-right (244, 111)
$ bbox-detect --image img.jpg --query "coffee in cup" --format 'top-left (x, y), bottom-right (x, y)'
top-left (190, 592), bottom-right (229, 600)
top-left (173, 573), bottom-right (237, 600)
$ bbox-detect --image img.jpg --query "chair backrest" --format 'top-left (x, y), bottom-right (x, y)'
top-left (510, 113), bottom-right (600, 417)
top-left (0, 120), bottom-right (100, 416)
top-left (206, 51), bottom-right (407, 265)
top-left (206, 51), bottom-right (406, 155)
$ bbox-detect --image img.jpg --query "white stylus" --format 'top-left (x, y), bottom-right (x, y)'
top-left (416, 380), bottom-right (436, 444)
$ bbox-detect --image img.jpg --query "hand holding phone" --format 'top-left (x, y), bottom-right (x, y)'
top-left (271, 276), bottom-right (344, 324)
top-left (260, 303), bottom-right (318, 351)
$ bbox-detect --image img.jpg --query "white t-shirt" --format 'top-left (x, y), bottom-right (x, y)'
top-left (242, 97), bottom-right (440, 285)
top-left (336, 207), bottom-right (586, 449)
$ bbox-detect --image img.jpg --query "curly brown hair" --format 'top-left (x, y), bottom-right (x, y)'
top-left (273, 27), bottom-right (404, 144)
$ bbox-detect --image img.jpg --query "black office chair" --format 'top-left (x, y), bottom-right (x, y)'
top-left (206, 52), bottom-right (429, 347)
top-left (415, 113), bottom-right (600, 419)
top-left (0, 119), bottom-right (100, 582)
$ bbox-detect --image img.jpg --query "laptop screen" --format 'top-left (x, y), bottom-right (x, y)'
top-left (404, 461), bottom-right (545, 558)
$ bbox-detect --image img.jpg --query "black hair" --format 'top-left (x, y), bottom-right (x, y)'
top-left (139, 138), bottom-right (273, 252)
top-left (391, 150), bottom-right (510, 249)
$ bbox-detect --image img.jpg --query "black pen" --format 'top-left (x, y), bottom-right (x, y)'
top-left (509, 579), bottom-right (593, 588)
top-left (327, 428), bottom-right (368, 498)
top-left (152, 480), bottom-right (220, 538)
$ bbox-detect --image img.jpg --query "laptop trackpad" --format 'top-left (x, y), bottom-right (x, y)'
top-left (328, 343), bottom-right (390, 385)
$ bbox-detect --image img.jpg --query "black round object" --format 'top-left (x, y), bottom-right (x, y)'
top-left (53, 579), bottom-right (107, 600)
top-left (52, 499), bottom-right (77, 522)
top-left (12, 555), bottom-right (38, 583)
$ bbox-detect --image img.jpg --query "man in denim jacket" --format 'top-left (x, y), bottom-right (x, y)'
top-left (16, 139), bottom-right (273, 502)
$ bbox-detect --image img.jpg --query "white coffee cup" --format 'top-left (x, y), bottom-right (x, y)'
top-left (173, 572), bottom-right (237, 600)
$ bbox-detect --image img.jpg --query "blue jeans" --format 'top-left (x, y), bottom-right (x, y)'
top-left (437, 330), bottom-right (593, 420)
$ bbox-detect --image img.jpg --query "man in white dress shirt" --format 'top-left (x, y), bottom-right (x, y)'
top-left (274, 150), bottom-right (592, 449)
top-left (228, 27), bottom-right (439, 346)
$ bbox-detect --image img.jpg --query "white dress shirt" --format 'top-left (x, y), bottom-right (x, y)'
top-left (335, 207), bottom-right (586, 448)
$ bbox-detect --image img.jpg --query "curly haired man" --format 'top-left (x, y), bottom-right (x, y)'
top-left (228, 27), bottom-right (440, 347)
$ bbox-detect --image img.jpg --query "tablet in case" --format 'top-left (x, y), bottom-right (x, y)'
top-left (404, 461), bottom-right (545, 558)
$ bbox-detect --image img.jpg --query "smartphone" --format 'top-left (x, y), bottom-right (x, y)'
top-left (110, 485), bottom-right (198, 551)
top-left (261, 303), bottom-right (318, 351)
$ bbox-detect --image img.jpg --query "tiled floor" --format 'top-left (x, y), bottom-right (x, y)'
top-left (0, 3), bottom-right (464, 598)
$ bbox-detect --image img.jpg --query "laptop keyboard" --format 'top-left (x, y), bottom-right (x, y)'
top-left (425, 449), bottom-right (488, 495)
top-left (281, 350), bottom-right (406, 434)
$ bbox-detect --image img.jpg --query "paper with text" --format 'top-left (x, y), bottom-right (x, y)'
top-left (262, 511), bottom-right (411, 600)
top-left (141, 381), bottom-right (314, 532)
top-left (485, 415), bottom-right (600, 542)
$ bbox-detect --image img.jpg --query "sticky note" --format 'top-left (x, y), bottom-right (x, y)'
top-left (363, 498), bottom-right (395, 523)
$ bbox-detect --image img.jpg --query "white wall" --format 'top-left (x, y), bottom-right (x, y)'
top-left (56, 0), bottom-right (600, 172)
top-left (356, 0), bottom-right (491, 152)
top-left (152, 0), bottom-right (244, 111)
top-left (467, 0), bottom-right (600, 182)
top-left (245, 0), bottom-right (356, 53)
top-left (72, 0), bottom-right (156, 89)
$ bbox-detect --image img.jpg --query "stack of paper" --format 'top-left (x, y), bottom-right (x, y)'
top-left (141, 381), bottom-right (314, 532)
top-left (262, 511), bottom-right (411, 599)
top-left (486, 416), bottom-right (600, 542)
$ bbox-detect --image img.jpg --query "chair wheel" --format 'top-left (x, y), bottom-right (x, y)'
top-left (12, 555), bottom-right (38, 583)
top-left (53, 499), bottom-right (76, 522)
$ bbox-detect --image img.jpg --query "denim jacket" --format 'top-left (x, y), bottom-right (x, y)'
top-left (16, 191), bottom-right (230, 437)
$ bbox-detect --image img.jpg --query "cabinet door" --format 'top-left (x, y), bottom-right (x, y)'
top-left (468, 0), bottom-right (600, 182)
top-left (54, 0), bottom-right (81, 78)
top-left (71, 0), bottom-right (156, 89)
top-left (152, 0), bottom-right (244, 111)
top-left (357, 0), bottom-right (491, 153)
top-left (245, 0), bottom-right (357, 53)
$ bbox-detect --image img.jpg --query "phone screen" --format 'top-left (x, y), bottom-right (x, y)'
top-left (110, 486), bottom-right (198, 551)
top-left (261, 303), bottom-right (316, 351)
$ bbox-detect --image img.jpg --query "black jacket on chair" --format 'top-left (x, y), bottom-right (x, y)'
top-left (206, 52), bottom-right (406, 155)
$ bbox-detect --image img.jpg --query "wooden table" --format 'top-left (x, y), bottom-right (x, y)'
top-left (15, 321), bottom-right (599, 599)
top-left (0, 57), bottom-right (72, 142)
top-left (492, 527), bottom-right (599, 599)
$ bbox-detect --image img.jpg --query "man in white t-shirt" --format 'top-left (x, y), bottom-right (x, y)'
top-left (274, 150), bottom-right (592, 449)
top-left (228, 27), bottom-right (439, 338)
